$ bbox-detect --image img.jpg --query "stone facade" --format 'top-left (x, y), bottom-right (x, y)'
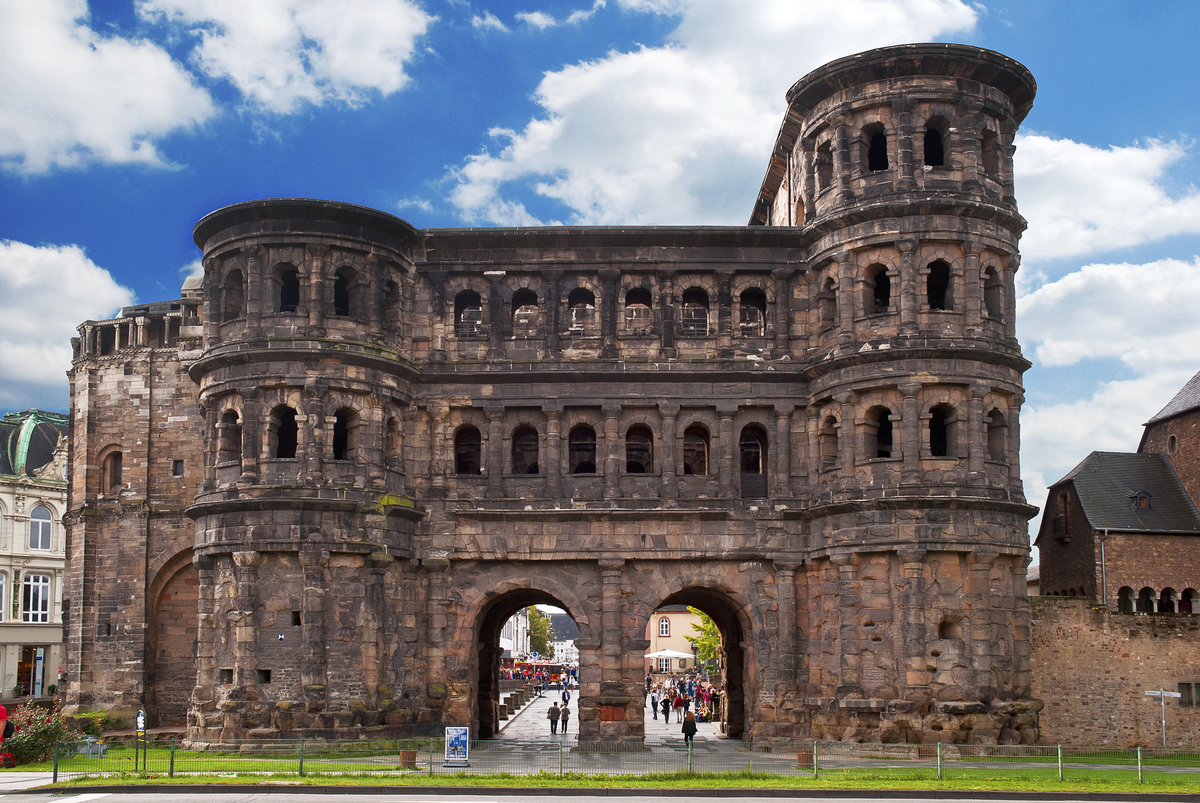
top-left (65, 43), bottom-right (1041, 745)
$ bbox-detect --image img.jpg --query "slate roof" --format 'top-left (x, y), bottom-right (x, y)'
top-left (1055, 451), bottom-right (1200, 534)
top-left (1146, 370), bottom-right (1200, 425)
top-left (0, 410), bottom-right (68, 478)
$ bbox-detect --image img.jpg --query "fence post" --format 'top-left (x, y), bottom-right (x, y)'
top-left (428, 738), bottom-right (434, 777)
top-left (52, 742), bottom-right (59, 784)
top-left (1057, 744), bottom-right (1063, 782)
top-left (687, 740), bottom-right (693, 775)
top-left (937, 742), bottom-right (943, 780)
top-left (1138, 746), bottom-right (1143, 784)
top-left (299, 736), bottom-right (305, 777)
top-left (169, 739), bottom-right (176, 777)
top-left (559, 739), bottom-right (564, 775)
top-left (813, 741), bottom-right (819, 778)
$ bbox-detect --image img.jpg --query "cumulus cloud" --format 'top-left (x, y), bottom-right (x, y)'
top-left (0, 0), bottom-right (215, 175)
top-left (472, 11), bottom-right (509, 31)
top-left (1014, 134), bottom-right (1200, 263)
top-left (138, 0), bottom-right (436, 114)
top-left (517, 0), bottom-right (606, 28)
top-left (447, 0), bottom-right (977, 225)
top-left (0, 241), bottom-right (135, 411)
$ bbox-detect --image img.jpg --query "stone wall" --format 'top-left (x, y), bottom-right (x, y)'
top-left (1143, 408), bottom-right (1200, 505)
top-left (1031, 596), bottom-right (1200, 746)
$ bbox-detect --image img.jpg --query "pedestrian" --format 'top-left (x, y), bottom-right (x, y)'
top-left (560, 704), bottom-right (571, 733)
top-left (646, 673), bottom-right (652, 693)
top-left (661, 695), bottom-right (672, 723)
top-left (682, 710), bottom-right (697, 744)
top-left (673, 692), bottom-right (685, 719)
top-left (562, 687), bottom-right (571, 704)
top-left (548, 702), bottom-right (561, 734)
top-left (650, 687), bottom-right (659, 720)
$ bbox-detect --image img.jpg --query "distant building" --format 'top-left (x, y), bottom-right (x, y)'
top-left (499, 607), bottom-right (529, 659)
top-left (644, 605), bottom-right (702, 676)
top-left (0, 410), bottom-right (68, 697)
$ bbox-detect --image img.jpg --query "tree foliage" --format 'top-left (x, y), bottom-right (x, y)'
top-left (527, 606), bottom-right (555, 658)
top-left (684, 606), bottom-right (721, 664)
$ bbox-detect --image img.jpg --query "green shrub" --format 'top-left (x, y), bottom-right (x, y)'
top-left (4, 702), bottom-right (71, 764)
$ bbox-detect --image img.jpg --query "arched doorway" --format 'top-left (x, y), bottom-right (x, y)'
top-left (475, 589), bottom-right (577, 738)
top-left (145, 551), bottom-right (198, 726)
top-left (644, 588), bottom-right (748, 739)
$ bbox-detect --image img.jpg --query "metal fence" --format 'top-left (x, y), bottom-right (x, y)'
top-left (48, 738), bottom-right (1200, 784)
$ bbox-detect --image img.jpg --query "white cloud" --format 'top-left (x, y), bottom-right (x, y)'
top-left (447, 0), bottom-right (978, 225)
top-left (0, 0), bottom-right (215, 175)
top-left (397, 196), bottom-right (434, 213)
top-left (517, 0), bottom-right (606, 28)
top-left (472, 11), bottom-right (510, 31)
top-left (0, 241), bottom-right (135, 411)
top-left (1014, 134), bottom-right (1200, 262)
top-left (138, 0), bottom-right (436, 114)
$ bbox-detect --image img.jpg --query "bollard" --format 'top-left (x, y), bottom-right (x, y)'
top-left (52, 742), bottom-right (59, 784)
top-left (428, 738), bottom-right (435, 777)
top-left (813, 741), bottom-right (819, 778)
top-left (937, 742), bottom-right (943, 780)
top-left (1057, 744), bottom-right (1063, 782)
top-left (687, 740), bottom-right (693, 775)
top-left (299, 736), bottom-right (305, 777)
top-left (169, 739), bottom-right (175, 778)
top-left (1138, 746), bottom-right (1143, 784)
top-left (559, 740), bottom-right (564, 775)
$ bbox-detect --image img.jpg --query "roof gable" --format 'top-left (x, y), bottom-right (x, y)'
top-left (1052, 451), bottom-right (1200, 534)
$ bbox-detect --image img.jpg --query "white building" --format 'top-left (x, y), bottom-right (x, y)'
top-left (0, 411), bottom-right (68, 698)
top-left (499, 607), bottom-right (530, 658)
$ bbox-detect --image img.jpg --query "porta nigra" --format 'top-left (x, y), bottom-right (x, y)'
top-left (64, 43), bottom-right (1042, 745)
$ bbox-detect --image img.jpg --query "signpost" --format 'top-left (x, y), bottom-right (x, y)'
top-left (1144, 689), bottom-right (1181, 747)
top-left (135, 709), bottom-right (147, 772)
top-left (443, 726), bottom-right (470, 768)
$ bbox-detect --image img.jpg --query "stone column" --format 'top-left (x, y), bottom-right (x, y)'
top-left (963, 241), bottom-right (983, 337)
top-left (191, 554), bottom-right (218, 737)
top-left (365, 254), bottom-right (383, 334)
top-left (897, 239), bottom-right (919, 336)
top-left (964, 549), bottom-right (1001, 700)
top-left (774, 405), bottom-right (793, 498)
top-left (299, 547), bottom-right (329, 711)
top-left (660, 403), bottom-right (679, 499)
top-left (595, 558), bottom-right (635, 739)
top-left (799, 138), bottom-right (817, 223)
top-left (774, 561), bottom-right (800, 686)
top-left (429, 405), bottom-right (448, 496)
top-left (232, 551), bottom-right (263, 688)
top-left (958, 101), bottom-right (982, 192)
top-left (1008, 394), bottom-right (1025, 497)
top-left (834, 115), bottom-right (854, 204)
top-left (716, 271), bottom-right (733, 357)
top-left (422, 554), bottom-right (451, 713)
top-left (203, 260), bottom-right (220, 348)
top-left (428, 270), bottom-right (448, 363)
top-left (896, 548), bottom-right (930, 699)
top-left (542, 269), bottom-right (563, 359)
top-left (836, 392), bottom-right (855, 475)
top-left (805, 406), bottom-right (821, 486)
top-left (899, 382), bottom-right (922, 485)
top-left (893, 97), bottom-right (916, 191)
top-left (659, 270), bottom-right (676, 358)
top-left (487, 278), bottom-right (504, 360)
top-left (485, 406), bottom-right (505, 498)
top-left (600, 268), bottom-right (620, 359)
top-left (967, 383), bottom-right (988, 484)
top-left (302, 383), bottom-right (325, 486)
top-left (306, 244), bottom-right (327, 333)
top-left (836, 252), bottom-right (854, 345)
top-left (134, 317), bottom-right (147, 347)
top-left (830, 552), bottom-right (862, 693)
top-left (1003, 255), bottom-right (1020, 346)
top-left (772, 267), bottom-right (795, 358)
top-left (545, 404), bottom-right (563, 498)
top-left (1000, 120), bottom-right (1019, 206)
top-left (367, 403), bottom-right (386, 489)
top-left (239, 395), bottom-right (261, 484)
top-left (245, 248), bottom-right (264, 336)
top-left (603, 403), bottom-right (621, 499)
top-left (202, 406), bottom-right (219, 493)
top-left (717, 407), bottom-right (736, 498)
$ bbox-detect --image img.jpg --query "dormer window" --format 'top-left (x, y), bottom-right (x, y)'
top-left (1133, 491), bottom-right (1151, 510)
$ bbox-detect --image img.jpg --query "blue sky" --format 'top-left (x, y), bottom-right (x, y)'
top-left (3, 0), bottom-right (1200, 542)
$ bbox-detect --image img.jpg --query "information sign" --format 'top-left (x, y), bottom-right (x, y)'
top-left (443, 726), bottom-right (470, 768)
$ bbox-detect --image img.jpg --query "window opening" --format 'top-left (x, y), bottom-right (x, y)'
top-left (868, 265), bottom-right (890, 313)
top-left (455, 291), bottom-right (483, 337)
top-left (223, 270), bottom-right (245, 322)
top-left (938, 619), bottom-right (963, 639)
top-left (625, 425), bottom-right (653, 473)
top-left (1117, 587), bottom-right (1134, 613)
top-left (28, 506), bottom-right (51, 551)
top-left (22, 574), bottom-right (50, 623)
top-left (568, 426), bottom-right (597, 474)
top-left (981, 129), bottom-right (1000, 178)
top-left (739, 288), bottom-right (767, 337)
top-left (511, 426), bottom-right (540, 474)
top-left (682, 426), bottom-right (709, 476)
top-left (868, 408), bottom-right (893, 459)
top-left (625, 288), bottom-right (653, 333)
top-left (819, 415), bottom-right (838, 470)
top-left (924, 125), bottom-right (945, 167)
top-left (986, 409), bottom-right (1006, 461)
top-left (816, 141), bottom-right (833, 192)
top-left (279, 268), bottom-right (300, 313)
top-left (104, 451), bottom-right (123, 493)
top-left (740, 426), bottom-right (768, 498)
top-left (273, 406), bottom-right (298, 459)
top-left (1137, 587), bottom-right (1155, 613)
top-left (1169, 435), bottom-right (1179, 455)
top-left (257, 669), bottom-right (272, 684)
top-left (512, 288), bottom-right (539, 338)
top-left (819, 276), bottom-right (837, 329)
top-left (455, 427), bottom-right (482, 475)
top-left (292, 611), bottom-right (303, 626)
top-left (1182, 589), bottom-right (1198, 614)
top-left (567, 288), bottom-right (597, 335)
top-left (1160, 588), bottom-right (1177, 613)
top-left (172, 459), bottom-right (184, 477)
top-left (332, 408), bottom-right (355, 461)
top-left (927, 260), bottom-right (951, 310)
top-left (218, 410), bottom-right (242, 464)
top-left (332, 269), bottom-right (352, 316)
top-left (867, 130), bottom-right (889, 171)
top-left (680, 289), bottom-right (710, 337)
top-left (929, 404), bottom-right (953, 457)
top-left (983, 267), bottom-right (1003, 319)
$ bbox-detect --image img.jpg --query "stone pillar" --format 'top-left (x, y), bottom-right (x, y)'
top-left (302, 384), bottom-right (325, 486)
top-left (191, 554), bottom-right (218, 737)
top-left (660, 403), bottom-right (679, 499)
top-left (1003, 255), bottom-right (1020, 346)
top-left (202, 260), bottom-right (220, 348)
top-left (306, 245), bottom-right (326, 333)
top-left (545, 404), bottom-right (563, 498)
top-left (365, 254), bottom-right (383, 333)
top-left (366, 403), bottom-right (386, 489)
top-left (964, 549), bottom-right (1001, 703)
top-left (774, 405), bottom-right (793, 498)
top-left (428, 270), bottom-right (448, 363)
top-left (805, 406), bottom-right (821, 485)
top-left (800, 138), bottom-right (817, 223)
top-left (963, 241), bottom-right (983, 337)
top-left (603, 403), bottom-right (621, 499)
top-left (1000, 120), bottom-right (1019, 206)
top-left (134, 316), bottom-right (147, 347)
top-left (299, 547), bottom-right (329, 711)
top-left (542, 269), bottom-right (563, 358)
top-left (899, 382), bottom-right (921, 484)
top-left (600, 268), bottom-right (620, 359)
top-left (836, 252), bottom-right (854, 345)
top-left (487, 278), bottom-right (504, 360)
top-left (834, 115), bottom-right (854, 204)
top-left (239, 396), bottom-right (261, 484)
top-left (485, 406), bottom-right (505, 498)
top-left (659, 270), bottom-right (676, 358)
top-left (595, 558), bottom-right (635, 739)
top-left (836, 392), bottom-right (855, 475)
top-left (967, 383), bottom-right (988, 484)
top-left (774, 561), bottom-right (800, 686)
top-left (716, 271), bottom-right (733, 357)
top-left (429, 405), bottom-right (448, 496)
top-left (830, 552), bottom-right (861, 693)
top-left (246, 248), bottom-right (264, 336)
top-left (1008, 393), bottom-right (1025, 498)
top-left (897, 239), bottom-right (919, 336)
top-left (422, 554), bottom-right (451, 713)
top-left (893, 97), bottom-right (916, 191)
top-left (232, 551), bottom-right (263, 688)
top-left (202, 406), bottom-right (219, 493)
top-left (896, 548), bottom-right (930, 699)
top-left (958, 100), bottom-right (982, 192)
top-left (717, 407), bottom-right (736, 498)
top-left (772, 267), bottom-right (795, 358)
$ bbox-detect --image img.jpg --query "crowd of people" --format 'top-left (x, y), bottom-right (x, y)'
top-left (646, 673), bottom-right (721, 726)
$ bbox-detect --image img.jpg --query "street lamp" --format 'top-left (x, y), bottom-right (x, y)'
top-left (691, 642), bottom-right (698, 673)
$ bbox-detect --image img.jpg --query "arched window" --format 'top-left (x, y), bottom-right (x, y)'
top-left (983, 266), bottom-right (1003, 320)
top-left (332, 267), bottom-right (355, 317)
top-left (986, 409), bottom-right (1007, 462)
top-left (218, 410), bottom-right (242, 464)
top-left (103, 450), bottom-right (123, 493)
top-left (864, 126), bottom-right (888, 172)
top-left (625, 288), bottom-right (653, 333)
top-left (1117, 587), bottom-right (1134, 613)
top-left (222, 269), bottom-right (245, 322)
top-left (683, 425), bottom-right (709, 476)
top-left (819, 415), bottom-right (838, 470)
top-left (923, 119), bottom-right (946, 167)
top-left (1159, 588), bottom-right (1177, 614)
top-left (819, 276), bottom-right (837, 329)
top-left (332, 407), bottom-right (356, 461)
top-left (569, 425), bottom-right (597, 474)
top-left (1137, 587), bottom-right (1155, 613)
top-left (866, 265), bottom-right (890, 314)
top-left (929, 404), bottom-right (956, 457)
top-left (567, 287), bottom-right (597, 335)
top-left (454, 426), bottom-right (482, 475)
top-left (866, 406), bottom-right (893, 459)
top-left (927, 260), bottom-right (952, 310)
top-left (278, 266), bottom-right (300, 314)
top-left (739, 288), bottom-right (766, 337)
top-left (625, 425), bottom-right (653, 473)
top-left (28, 506), bottom-right (51, 551)
top-left (980, 129), bottom-right (1000, 178)
top-left (739, 425), bottom-right (768, 498)
top-left (680, 289), bottom-right (710, 337)
top-left (271, 405), bottom-right (298, 459)
top-left (512, 288), bottom-right (539, 338)
top-left (22, 574), bottom-right (50, 623)
top-left (1181, 589), bottom-right (1198, 614)
top-left (455, 290), bottom-right (483, 337)
top-left (659, 617), bottom-right (670, 637)
top-left (816, 140), bottom-right (833, 192)
top-left (512, 426), bottom-right (539, 474)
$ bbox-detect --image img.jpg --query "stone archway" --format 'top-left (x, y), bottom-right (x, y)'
top-left (145, 550), bottom-right (198, 726)
top-left (654, 587), bottom-right (749, 739)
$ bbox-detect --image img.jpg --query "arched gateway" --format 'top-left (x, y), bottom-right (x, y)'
top-left (65, 44), bottom-right (1043, 745)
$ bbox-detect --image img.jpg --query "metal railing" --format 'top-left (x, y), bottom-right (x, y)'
top-left (48, 738), bottom-right (1200, 784)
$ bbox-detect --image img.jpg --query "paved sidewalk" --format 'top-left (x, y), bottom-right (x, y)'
top-left (500, 689), bottom-right (724, 744)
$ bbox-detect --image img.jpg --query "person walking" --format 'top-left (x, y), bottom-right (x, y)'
top-left (650, 687), bottom-right (659, 720)
top-left (661, 695), bottom-right (672, 723)
top-left (682, 710), bottom-right (698, 744)
top-left (560, 704), bottom-right (571, 734)
top-left (673, 692), bottom-right (685, 720)
top-left (548, 702), bottom-right (561, 734)
top-left (562, 687), bottom-right (571, 705)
